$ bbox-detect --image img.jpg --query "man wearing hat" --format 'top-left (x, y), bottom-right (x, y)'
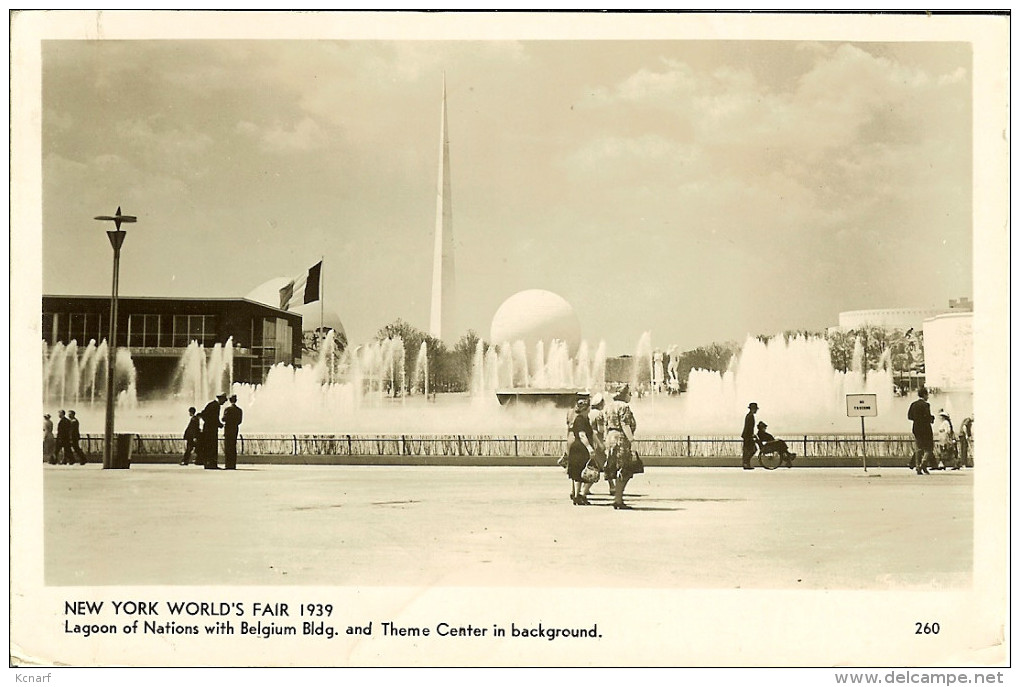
top-left (222, 394), bottom-right (243, 470)
top-left (755, 420), bottom-right (796, 468)
top-left (741, 402), bottom-right (759, 470)
top-left (199, 393), bottom-right (228, 470)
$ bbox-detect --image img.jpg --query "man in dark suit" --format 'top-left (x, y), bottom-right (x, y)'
top-left (222, 395), bottom-right (243, 470)
top-left (67, 410), bottom-right (87, 465)
top-left (55, 410), bottom-right (72, 465)
top-left (199, 394), bottom-right (227, 470)
top-left (741, 402), bottom-right (759, 470)
top-left (181, 406), bottom-right (201, 466)
top-left (907, 387), bottom-right (934, 475)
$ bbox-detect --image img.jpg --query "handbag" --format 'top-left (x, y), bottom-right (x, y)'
top-left (629, 451), bottom-right (645, 475)
top-left (580, 459), bottom-right (601, 484)
top-left (556, 452), bottom-right (568, 468)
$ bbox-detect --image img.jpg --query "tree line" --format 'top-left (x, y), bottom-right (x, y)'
top-left (302, 320), bottom-right (924, 394)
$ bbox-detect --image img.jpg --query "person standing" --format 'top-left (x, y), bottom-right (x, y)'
top-left (585, 393), bottom-right (611, 498)
top-left (935, 410), bottom-right (957, 470)
top-left (43, 414), bottom-right (56, 465)
top-left (756, 420), bottom-right (796, 468)
top-left (181, 406), bottom-right (201, 466)
top-left (959, 416), bottom-right (974, 468)
top-left (199, 394), bottom-right (227, 470)
top-left (55, 410), bottom-right (72, 465)
top-left (741, 402), bottom-right (759, 470)
top-left (67, 410), bottom-right (87, 465)
top-left (222, 394), bottom-right (243, 470)
top-left (565, 395), bottom-right (596, 505)
top-left (604, 385), bottom-right (638, 510)
top-left (907, 387), bottom-right (934, 475)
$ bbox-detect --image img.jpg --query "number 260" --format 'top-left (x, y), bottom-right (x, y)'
top-left (915, 622), bottom-right (940, 635)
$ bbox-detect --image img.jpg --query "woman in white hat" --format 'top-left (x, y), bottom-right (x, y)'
top-left (934, 410), bottom-right (957, 470)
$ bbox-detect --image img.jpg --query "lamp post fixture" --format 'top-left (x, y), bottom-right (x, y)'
top-left (94, 207), bottom-right (137, 469)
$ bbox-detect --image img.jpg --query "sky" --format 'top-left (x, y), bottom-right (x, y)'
top-left (40, 36), bottom-right (973, 355)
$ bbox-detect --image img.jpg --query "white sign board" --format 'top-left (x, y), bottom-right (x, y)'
top-left (846, 393), bottom-right (878, 417)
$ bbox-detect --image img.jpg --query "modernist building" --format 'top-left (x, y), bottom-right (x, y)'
top-left (836, 297), bottom-right (973, 331)
top-left (42, 295), bottom-right (303, 395)
top-left (922, 311), bottom-right (974, 393)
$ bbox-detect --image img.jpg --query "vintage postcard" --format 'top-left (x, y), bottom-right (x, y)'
top-left (9, 10), bottom-right (1010, 674)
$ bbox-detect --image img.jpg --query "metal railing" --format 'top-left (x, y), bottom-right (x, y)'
top-left (78, 433), bottom-right (917, 459)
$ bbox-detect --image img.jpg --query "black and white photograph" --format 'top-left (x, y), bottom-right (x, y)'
top-left (9, 10), bottom-right (1010, 675)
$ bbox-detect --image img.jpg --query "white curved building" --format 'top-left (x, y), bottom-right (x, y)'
top-left (838, 307), bottom-right (945, 331)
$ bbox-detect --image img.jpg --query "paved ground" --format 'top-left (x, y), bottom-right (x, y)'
top-left (44, 463), bottom-right (972, 589)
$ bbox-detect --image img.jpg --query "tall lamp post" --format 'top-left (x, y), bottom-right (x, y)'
top-left (94, 207), bottom-right (137, 469)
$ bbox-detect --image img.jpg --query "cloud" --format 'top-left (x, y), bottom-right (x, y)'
top-left (607, 59), bottom-right (698, 103)
top-left (566, 134), bottom-right (696, 169)
top-left (588, 44), bottom-right (965, 155)
top-left (236, 116), bottom-right (326, 154)
top-left (119, 118), bottom-right (216, 172)
top-left (235, 120), bottom-right (259, 136)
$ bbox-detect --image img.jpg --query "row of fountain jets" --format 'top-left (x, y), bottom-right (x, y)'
top-left (42, 330), bottom-right (616, 408)
top-left (43, 330), bottom-right (893, 424)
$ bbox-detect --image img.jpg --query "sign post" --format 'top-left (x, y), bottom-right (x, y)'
top-left (846, 394), bottom-right (878, 472)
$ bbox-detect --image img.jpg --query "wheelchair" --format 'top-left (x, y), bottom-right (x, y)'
top-left (755, 439), bottom-right (795, 470)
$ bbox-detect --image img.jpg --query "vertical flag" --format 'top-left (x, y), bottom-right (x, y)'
top-left (279, 261), bottom-right (322, 310)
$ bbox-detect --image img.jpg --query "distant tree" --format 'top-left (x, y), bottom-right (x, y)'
top-left (376, 319), bottom-right (447, 394)
top-left (826, 329), bottom-right (855, 373)
top-left (674, 341), bottom-right (741, 389)
top-left (780, 329), bottom-right (820, 342)
top-left (825, 325), bottom-right (908, 377)
top-left (446, 329), bottom-right (483, 392)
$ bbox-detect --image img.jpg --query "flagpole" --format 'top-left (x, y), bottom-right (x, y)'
top-left (319, 255), bottom-right (324, 347)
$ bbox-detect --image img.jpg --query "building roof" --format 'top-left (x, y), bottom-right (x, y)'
top-left (43, 294), bottom-right (300, 320)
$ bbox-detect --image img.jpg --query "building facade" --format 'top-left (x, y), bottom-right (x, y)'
top-left (837, 297), bottom-right (973, 331)
top-left (837, 307), bottom-right (946, 331)
top-left (42, 295), bottom-right (303, 396)
top-left (922, 311), bottom-right (974, 393)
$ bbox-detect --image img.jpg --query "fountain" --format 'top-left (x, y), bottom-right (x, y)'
top-left (42, 338), bottom-right (134, 410)
top-left (41, 327), bottom-right (967, 439)
top-left (632, 330), bottom-right (653, 391)
top-left (171, 340), bottom-right (234, 407)
top-left (414, 341), bottom-right (429, 397)
top-left (677, 333), bottom-right (902, 434)
top-left (470, 337), bottom-right (607, 407)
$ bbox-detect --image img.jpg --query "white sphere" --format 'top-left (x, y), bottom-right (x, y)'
top-left (490, 289), bottom-right (581, 355)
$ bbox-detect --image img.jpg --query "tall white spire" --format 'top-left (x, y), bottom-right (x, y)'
top-left (430, 75), bottom-right (456, 343)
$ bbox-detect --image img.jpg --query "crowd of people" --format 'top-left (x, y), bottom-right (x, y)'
top-left (184, 393), bottom-right (244, 470)
top-left (42, 393), bottom-right (245, 470)
top-left (562, 384), bottom-right (641, 509)
top-left (42, 409), bottom-right (87, 465)
top-left (46, 384), bottom-right (972, 485)
top-left (908, 386), bottom-right (973, 474)
top-left (558, 383), bottom-right (973, 502)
